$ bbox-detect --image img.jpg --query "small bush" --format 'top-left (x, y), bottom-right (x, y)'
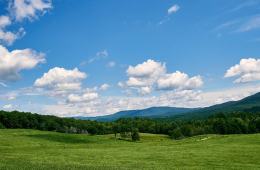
top-left (170, 128), bottom-right (184, 140)
top-left (131, 128), bottom-right (140, 141)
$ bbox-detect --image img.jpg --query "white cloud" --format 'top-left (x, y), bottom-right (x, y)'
top-left (158, 4), bottom-right (179, 25)
top-left (7, 95), bottom-right (16, 100)
top-left (67, 91), bottom-right (98, 103)
top-left (0, 45), bottom-right (45, 81)
top-left (127, 59), bottom-right (166, 78)
top-left (39, 90), bottom-right (207, 116)
top-left (0, 91), bottom-right (17, 101)
top-left (100, 83), bottom-right (110, 91)
top-left (10, 82), bottom-right (260, 117)
top-left (34, 67), bottom-right (87, 92)
top-left (138, 86), bottom-right (152, 95)
top-left (42, 103), bottom-right (98, 117)
top-left (195, 84), bottom-right (260, 106)
top-left (3, 104), bottom-right (13, 109)
top-left (0, 30), bottom-right (18, 45)
top-left (168, 4), bottom-right (180, 15)
top-left (124, 59), bottom-right (166, 94)
top-left (121, 59), bottom-right (203, 95)
top-left (126, 77), bottom-right (149, 87)
top-left (0, 27), bottom-right (25, 45)
top-left (118, 81), bottom-right (124, 88)
top-left (157, 71), bottom-right (203, 90)
top-left (0, 16), bottom-right (11, 28)
top-left (0, 16), bottom-right (25, 45)
top-left (225, 58), bottom-right (260, 83)
top-left (9, 0), bottom-right (52, 21)
top-left (0, 0), bottom-right (51, 45)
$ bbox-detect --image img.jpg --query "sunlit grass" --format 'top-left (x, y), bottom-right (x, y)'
top-left (0, 129), bottom-right (259, 169)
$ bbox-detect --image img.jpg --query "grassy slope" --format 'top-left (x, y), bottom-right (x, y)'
top-left (0, 130), bottom-right (259, 170)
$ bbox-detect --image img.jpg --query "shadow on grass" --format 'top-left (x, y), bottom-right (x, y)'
top-left (25, 133), bottom-right (93, 144)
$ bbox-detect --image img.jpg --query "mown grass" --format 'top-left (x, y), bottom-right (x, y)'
top-left (0, 129), bottom-right (259, 170)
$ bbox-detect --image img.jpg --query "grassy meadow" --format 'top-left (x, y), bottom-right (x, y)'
top-left (0, 129), bottom-right (259, 170)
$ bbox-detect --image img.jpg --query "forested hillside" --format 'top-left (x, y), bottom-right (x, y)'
top-left (0, 110), bottom-right (259, 140)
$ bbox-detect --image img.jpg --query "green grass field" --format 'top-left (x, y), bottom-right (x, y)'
top-left (0, 129), bottom-right (259, 170)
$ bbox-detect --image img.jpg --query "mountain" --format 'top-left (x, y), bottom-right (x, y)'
top-left (77, 107), bottom-right (196, 121)
top-left (173, 92), bottom-right (260, 119)
top-left (77, 92), bottom-right (260, 121)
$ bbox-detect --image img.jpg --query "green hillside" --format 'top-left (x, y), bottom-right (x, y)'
top-left (0, 129), bottom-right (259, 170)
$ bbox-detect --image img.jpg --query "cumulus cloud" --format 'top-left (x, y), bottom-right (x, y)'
top-left (0, 45), bottom-right (45, 81)
top-left (127, 59), bottom-right (166, 78)
top-left (0, 30), bottom-right (18, 45)
top-left (0, 0), bottom-right (52, 44)
top-left (9, 0), bottom-right (52, 21)
top-left (0, 16), bottom-right (25, 45)
top-left (157, 71), bottom-right (203, 90)
top-left (100, 83), bottom-right (110, 91)
top-left (168, 4), bottom-right (180, 15)
top-left (126, 77), bottom-right (150, 87)
top-left (42, 103), bottom-right (98, 117)
top-left (34, 67), bottom-right (87, 92)
top-left (67, 91), bottom-right (98, 103)
top-left (138, 86), bottom-right (152, 95)
top-left (123, 59), bottom-right (166, 94)
top-left (225, 58), bottom-right (260, 83)
top-left (0, 16), bottom-right (11, 28)
top-left (120, 59), bottom-right (203, 95)
top-left (9, 81), bottom-right (260, 117)
top-left (39, 87), bottom-right (229, 117)
top-left (0, 27), bottom-right (25, 45)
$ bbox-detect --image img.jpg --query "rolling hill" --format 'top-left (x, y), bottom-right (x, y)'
top-left (78, 92), bottom-right (260, 121)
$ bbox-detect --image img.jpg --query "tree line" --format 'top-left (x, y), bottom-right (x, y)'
top-left (0, 110), bottom-right (259, 140)
top-left (113, 112), bottom-right (260, 139)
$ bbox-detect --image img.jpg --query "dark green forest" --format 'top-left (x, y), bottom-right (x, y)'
top-left (0, 110), bottom-right (259, 140)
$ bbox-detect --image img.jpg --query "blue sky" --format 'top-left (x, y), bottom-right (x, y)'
top-left (1, 0), bottom-right (260, 116)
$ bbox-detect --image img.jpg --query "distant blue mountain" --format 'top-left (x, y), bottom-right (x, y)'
top-left (175, 92), bottom-right (260, 119)
top-left (76, 92), bottom-right (260, 121)
top-left (76, 107), bottom-right (196, 121)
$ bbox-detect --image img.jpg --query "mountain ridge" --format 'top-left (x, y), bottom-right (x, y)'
top-left (76, 92), bottom-right (260, 121)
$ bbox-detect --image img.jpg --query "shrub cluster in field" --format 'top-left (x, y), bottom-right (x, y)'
top-left (0, 110), bottom-right (259, 140)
